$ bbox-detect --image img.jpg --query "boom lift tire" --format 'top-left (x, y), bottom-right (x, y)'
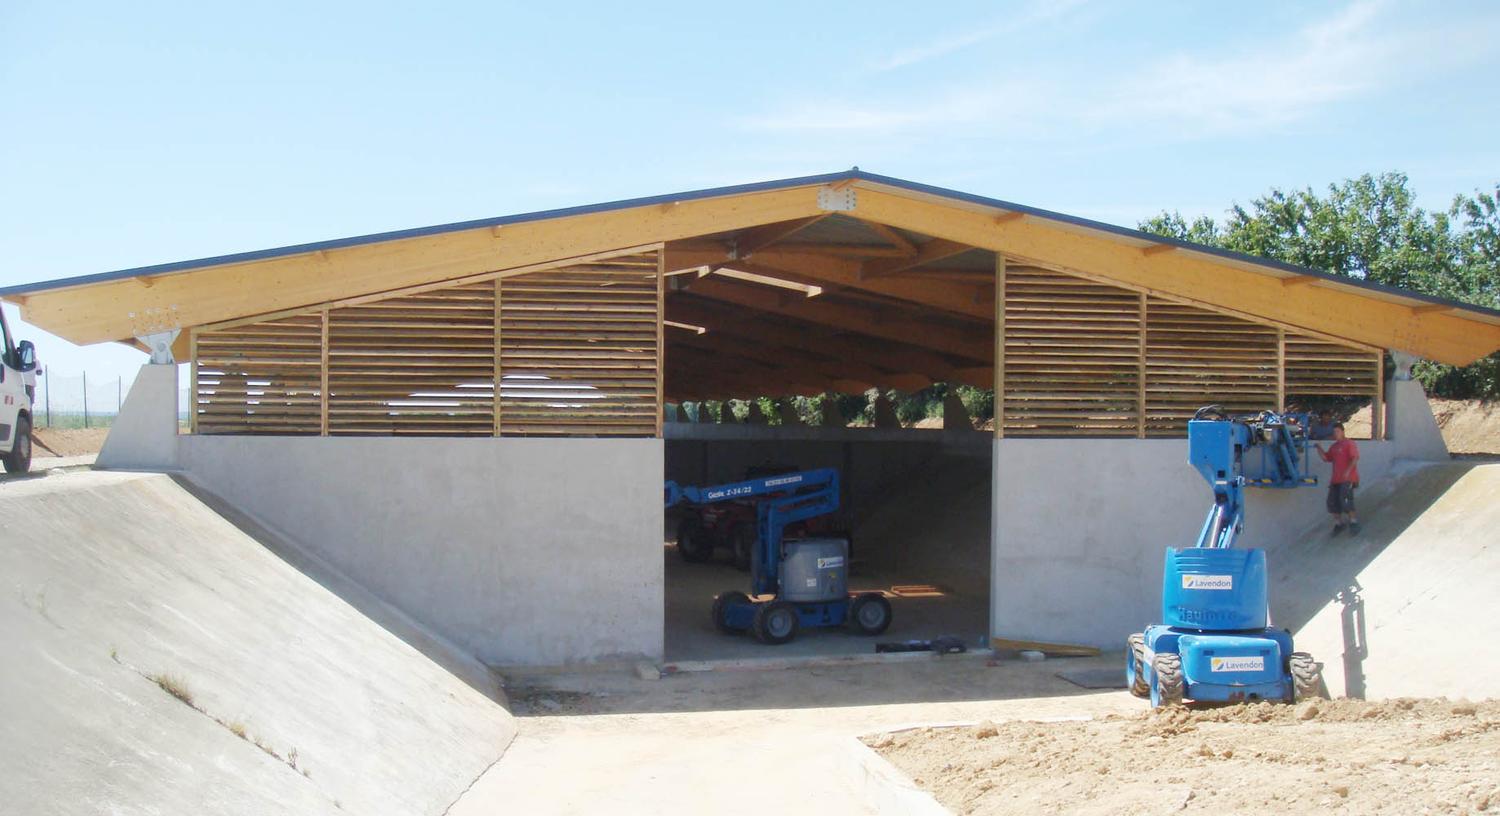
top-left (1127, 633), bottom-right (1150, 698)
top-left (730, 523), bottom-right (755, 572)
top-left (1152, 652), bottom-right (1185, 707)
top-left (752, 601), bottom-right (799, 645)
top-left (676, 515), bottom-right (713, 563)
top-left (1288, 651), bottom-right (1323, 701)
top-left (3, 415), bottom-right (31, 474)
top-left (712, 591), bottom-right (750, 634)
top-left (848, 592), bottom-right (892, 635)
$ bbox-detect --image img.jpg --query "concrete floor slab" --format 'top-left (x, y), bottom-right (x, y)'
top-left (453, 657), bottom-right (1133, 816)
top-left (663, 553), bottom-right (989, 663)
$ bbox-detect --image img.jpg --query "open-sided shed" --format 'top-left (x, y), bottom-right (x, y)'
top-left (5, 169), bottom-right (1497, 664)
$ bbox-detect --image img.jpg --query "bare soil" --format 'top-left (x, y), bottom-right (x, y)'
top-left (32, 427), bottom-right (110, 457)
top-left (873, 698), bottom-right (1500, 815)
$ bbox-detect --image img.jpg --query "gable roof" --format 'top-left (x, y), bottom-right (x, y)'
top-left (3, 169), bottom-right (1498, 364)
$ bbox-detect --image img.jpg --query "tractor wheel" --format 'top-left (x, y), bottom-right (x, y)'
top-left (752, 601), bottom-right (799, 645)
top-left (848, 592), bottom-right (892, 635)
top-left (1126, 633), bottom-right (1150, 698)
top-left (711, 591), bottom-right (750, 634)
top-left (1152, 652), bottom-right (1185, 707)
top-left (676, 515), bottom-right (712, 563)
top-left (3, 415), bottom-right (31, 474)
top-left (729, 524), bottom-right (755, 572)
top-left (1288, 651), bottom-right (1323, 701)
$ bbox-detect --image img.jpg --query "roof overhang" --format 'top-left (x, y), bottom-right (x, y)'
top-left (3, 169), bottom-right (1498, 365)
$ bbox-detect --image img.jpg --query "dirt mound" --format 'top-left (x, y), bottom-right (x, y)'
top-left (874, 698), bottom-right (1500, 815)
top-left (1429, 398), bottom-right (1500, 454)
top-left (1344, 397), bottom-right (1498, 453)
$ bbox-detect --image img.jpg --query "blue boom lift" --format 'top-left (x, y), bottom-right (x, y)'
top-left (664, 468), bottom-right (891, 645)
top-left (1126, 406), bottom-right (1325, 706)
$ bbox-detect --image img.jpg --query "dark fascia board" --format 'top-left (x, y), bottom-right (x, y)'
top-left (4, 167), bottom-right (1497, 322)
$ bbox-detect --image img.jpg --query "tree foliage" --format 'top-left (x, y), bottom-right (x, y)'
top-left (1142, 173), bottom-right (1500, 398)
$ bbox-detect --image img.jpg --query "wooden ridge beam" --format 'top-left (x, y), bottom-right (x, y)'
top-left (850, 187), bottom-right (1500, 365)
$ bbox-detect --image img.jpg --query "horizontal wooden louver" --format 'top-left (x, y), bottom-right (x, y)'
top-left (326, 282), bottom-right (496, 435)
top-left (1284, 333), bottom-right (1380, 398)
top-left (498, 252), bottom-right (660, 437)
top-left (1143, 298), bottom-right (1279, 437)
top-left (194, 314), bottom-right (322, 434)
top-left (996, 267), bottom-right (1379, 438)
top-left (1002, 268), bottom-right (1141, 437)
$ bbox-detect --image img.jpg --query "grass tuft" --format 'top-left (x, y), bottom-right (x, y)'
top-left (150, 673), bottom-right (194, 707)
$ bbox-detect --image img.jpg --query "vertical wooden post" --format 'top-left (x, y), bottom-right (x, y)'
top-left (501, 276), bottom-right (513, 441)
top-left (993, 254), bottom-right (1005, 439)
top-left (1137, 293), bottom-right (1147, 439)
top-left (656, 249), bottom-right (666, 438)
top-left (1372, 351), bottom-right (1385, 440)
top-left (319, 309), bottom-right (330, 436)
top-left (188, 329), bottom-right (199, 435)
top-left (1275, 327), bottom-right (1286, 411)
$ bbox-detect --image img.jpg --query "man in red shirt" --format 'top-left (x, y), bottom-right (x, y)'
top-left (1315, 422), bottom-right (1361, 536)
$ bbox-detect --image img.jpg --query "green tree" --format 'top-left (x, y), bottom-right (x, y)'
top-left (1142, 173), bottom-right (1500, 398)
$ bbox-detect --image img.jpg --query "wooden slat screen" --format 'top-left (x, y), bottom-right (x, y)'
top-left (192, 249), bottom-right (661, 437)
top-left (1002, 268), bottom-right (1141, 437)
top-left (326, 282), bottom-right (496, 435)
top-left (1143, 297), bottom-right (1279, 437)
top-left (1285, 333), bottom-right (1380, 398)
top-left (194, 314), bottom-right (323, 434)
top-left (498, 252), bottom-right (660, 436)
top-left (997, 267), bottom-right (1381, 438)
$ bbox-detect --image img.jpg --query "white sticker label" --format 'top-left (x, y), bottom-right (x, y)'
top-left (1210, 656), bottom-right (1265, 673)
top-left (1183, 574), bottom-right (1233, 591)
top-left (816, 556), bottom-right (845, 569)
top-left (805, 578), bottom-right (817, 588)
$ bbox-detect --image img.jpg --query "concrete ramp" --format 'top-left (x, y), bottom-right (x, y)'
top-left (0, 470), bottom-right (515, 815)
top-left (1268, 462), bottom-right (1500, 700)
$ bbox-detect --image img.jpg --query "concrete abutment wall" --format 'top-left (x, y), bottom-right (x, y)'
top-left (179, 435), bottom-right (664, 667)
top-left (989, 376), bottom-right (1451, 648)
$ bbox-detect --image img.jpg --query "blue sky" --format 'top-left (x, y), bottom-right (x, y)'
top-left (2, 0), bottom-right (1498, 388)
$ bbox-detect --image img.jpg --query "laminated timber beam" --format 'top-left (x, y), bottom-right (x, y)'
top-left (849, 187), bottom-right (1500, 365)
top-left (670, 327), bottom-right (928, 391)
top-left (860, 238), bottom-right (973, 279)
top-left (665, 242), bottom-right (993, 320)
top-left (665, 299), bottom-right (992, 387)
top-left (675, 277), bottom-right (992, 361)
top-left (731, 216), bottom-right (828, 258)
top-left (18, 186), bottom-right (829, 347)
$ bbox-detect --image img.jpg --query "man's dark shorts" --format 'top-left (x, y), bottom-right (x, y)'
top-left (1327, 482), bottom-right (1357, 514)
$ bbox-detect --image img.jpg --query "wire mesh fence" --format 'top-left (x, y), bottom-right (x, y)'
top-left (32, 370), bottom-right (134, 429)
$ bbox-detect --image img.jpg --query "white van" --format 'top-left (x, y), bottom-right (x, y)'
top-left (0, 307), bottom-right (38, 473)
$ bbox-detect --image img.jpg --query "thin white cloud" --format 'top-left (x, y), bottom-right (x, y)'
top-left (742, 1), bottom-right (1500, 144)
top-left (871, 0), bottom-right (1091, 73)
top-left (1089, 1), bottom-right (1386, 135)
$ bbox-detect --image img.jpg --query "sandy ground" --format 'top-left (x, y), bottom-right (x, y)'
top-left (31, 426), bottom-right (110, 456)
top-left (451, 656), bottom-right (1136, 816)
top-left (875, 698), bottom-right (1500, 815)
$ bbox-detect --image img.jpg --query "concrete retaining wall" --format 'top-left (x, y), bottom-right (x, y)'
top-left (989, 378), bottom-right (1451, 648)
top-left (180, 435), bottom-right (663, 667)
